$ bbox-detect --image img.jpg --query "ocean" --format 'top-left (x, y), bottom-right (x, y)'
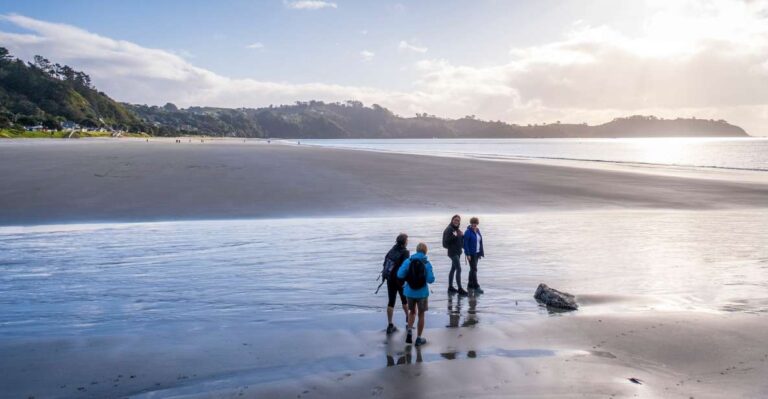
top-left (301, 137), bottom-right (768, 173)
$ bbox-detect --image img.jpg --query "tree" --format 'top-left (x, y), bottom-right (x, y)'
top-left (0, 47), bottom-right (11, 62)
top-left (33, 55), bottom-right (53, 75)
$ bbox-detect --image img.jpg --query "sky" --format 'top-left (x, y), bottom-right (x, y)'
top-left (0, 0), bottom-right (767, 135)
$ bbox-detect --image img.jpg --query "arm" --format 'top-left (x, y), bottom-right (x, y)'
top-left (463, 230), bottom-right (472, 260)
top-left (478, 230), bottom-right (484, 258)
top-left (426, 262), bottom-right (435, 284)
top-left (397, 259), bottom-right (410, 280)
top-left (442, 227), bottom-right (451, 249)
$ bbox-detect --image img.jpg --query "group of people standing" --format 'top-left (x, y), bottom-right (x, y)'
top-left (381, 215), bottom-right (485, 347)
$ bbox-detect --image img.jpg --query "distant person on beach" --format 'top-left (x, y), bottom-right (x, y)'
top-left (382, 233), bottom-right (410, 334)
top-left (397, 242), bottom-right (435, 346)
top-left (463, 217), bottom-right (485, 294)
top-left (442, 214), bottom-right (468, 296)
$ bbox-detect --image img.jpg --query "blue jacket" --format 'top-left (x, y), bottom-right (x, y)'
top-left (463, 227), bottom-right (484, 258)
top-left (396, 252), bottom-right (435, 298)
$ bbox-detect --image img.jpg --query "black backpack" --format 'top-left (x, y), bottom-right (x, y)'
top-left (381, 254), bottom-right (396, 281)
top-left (406, 258), bottom-right (427, 289)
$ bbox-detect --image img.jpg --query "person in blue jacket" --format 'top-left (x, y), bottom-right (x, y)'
top-left (463, 216), bottom-right (485, 294)
top-left (397, 242), bottom-right (435, 346)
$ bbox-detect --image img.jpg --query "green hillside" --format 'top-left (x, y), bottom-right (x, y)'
top-left (0, 47), bottom-right (146, 132)
top-left (0, 47), bottom-right (749, 139)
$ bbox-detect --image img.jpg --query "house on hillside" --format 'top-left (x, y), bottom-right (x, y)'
top-left (62, 121), bottom-right (81, 131)
top-left (25, 125), bottom-right (44, 132)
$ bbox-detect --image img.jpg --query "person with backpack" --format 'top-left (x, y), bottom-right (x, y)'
top-left (397, 242), bottom-right (435, 346)
top-left (463, 216), bottom-right (485, 294)
top-left (382, 233), bottom-right (410, 334)
top-left (442, 214), bottom-right (468, 296)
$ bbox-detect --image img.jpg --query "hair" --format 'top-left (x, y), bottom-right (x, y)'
top-left (451, 214), bottom-right (461, 223)
top-left (470, 217), bottom-right (479, 225)
top-left (416, 242), bottom-right (428, 254)
top-left (396, 233), bottom-right (408, 246)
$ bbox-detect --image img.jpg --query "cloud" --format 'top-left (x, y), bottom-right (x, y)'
top-left (408, 0), bottom-right (768, 134)
top-left (284, 1), bottom-right (337, 10)
top-left (1, 3), bottom-right (768, 135)
top-left (359, 50), bottom-right (375, 62)
top-left (0, 14), bottom-right (404, 109)
top-left (246, 42), bottom-right (265, 50)
top-left (398, 40), bottom-right (428, 53)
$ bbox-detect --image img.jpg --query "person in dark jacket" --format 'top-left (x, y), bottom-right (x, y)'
top-left (384, 233), bottom-right (410, 334)
top-left (442, 214), bottom-right (468, 295)
top-left (463, 217), bottom-right (485, 294)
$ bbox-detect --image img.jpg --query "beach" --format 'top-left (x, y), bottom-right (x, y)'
top-left (0, 139), bottom-right (767, 225)
top-left (1, 139), bottom-right (768, 399)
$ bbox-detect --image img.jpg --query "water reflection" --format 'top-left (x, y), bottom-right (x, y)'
top-left (2, 210), bottom-right (767, 338)
top-left (447, 294), bottom-right (479, 328)
top-left (386, 345), bottom-right (423, 367)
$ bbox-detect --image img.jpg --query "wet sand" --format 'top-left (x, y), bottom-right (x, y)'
top-left (2, 139), bottom-right (768, 398)
top-left (1, 139), bottom-right (768, 225)
top-left (2, 310), bottom-right (767, 398)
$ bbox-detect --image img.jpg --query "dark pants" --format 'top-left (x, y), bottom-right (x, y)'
top-left (387, 277), bottom-right (406, 308)
top-left (467, 255), bottom-right (480, 289)
top-left (448, 254), bottom-right (462, 289)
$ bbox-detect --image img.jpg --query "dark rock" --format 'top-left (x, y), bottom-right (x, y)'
top-left (534, 283), bottom-right (578, 311)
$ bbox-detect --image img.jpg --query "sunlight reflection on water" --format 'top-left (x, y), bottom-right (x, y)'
top-left (1, 209), bottom-right (766, 337)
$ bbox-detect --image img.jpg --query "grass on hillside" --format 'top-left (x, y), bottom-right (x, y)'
top-left (0, 129), bottom-right (150, 139)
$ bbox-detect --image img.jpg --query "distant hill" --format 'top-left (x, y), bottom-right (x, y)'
top-left (129, 101), bottom-right (748, 139)
top-left (0, 47), bottom-right (749, 138)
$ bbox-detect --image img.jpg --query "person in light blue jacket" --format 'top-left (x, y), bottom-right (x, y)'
top-left (397, 242), bottom-right (435, 346)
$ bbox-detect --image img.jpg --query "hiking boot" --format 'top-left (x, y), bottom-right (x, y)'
top-left (386, 323), bottom-right (398, 334)
top-left (457, 288), bottom-right (469, 296)
top-left (448, 286), bottom-right (458, 294)
top-left (415, 337), bottom-right (427, 346)
top-left (405, 329), bottom-right (413, 344)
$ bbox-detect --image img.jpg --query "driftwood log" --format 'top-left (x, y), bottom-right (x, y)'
top-left (534, 283), bottom-right (578, 311)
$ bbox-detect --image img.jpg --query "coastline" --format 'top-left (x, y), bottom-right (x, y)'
top-left (2, 139), bottom-right (768, 398)
top-left (1, 139), bottom-right (768, 226)
top-left (298, 137), bottom-right (768, 185)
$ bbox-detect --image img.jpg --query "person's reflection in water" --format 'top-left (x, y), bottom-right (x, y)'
top-left (461, 294), bottom-right (479, 327)
top-left (386, 352), bottom-right (408, 367)
top-left (447, 293), bottom-right (462, 328)
top-left (386, 346), bottom-right (423, 367)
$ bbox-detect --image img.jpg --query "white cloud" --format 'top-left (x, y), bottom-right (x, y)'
top-left (284, 1), bottom-right (337, 10)
top-left (0, 14), bottom-right (402, 109)
top-left (359, 50), bottom-right (375, 62)
top-left (407, 0), bottom-right (768, 134)
top-left (170, 49), bottom-right (195, 59)
top-left (398, 40), bottom-right (428, 53)
top-left (246, 42), bottom-right (265, 50)
top-left (2, 2), bottom-right (768, 135)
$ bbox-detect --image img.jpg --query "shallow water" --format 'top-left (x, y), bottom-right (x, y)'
top-left (302, 138), bottom-right (768, 172)
top-left (1, 210), bottom-right (767, 339)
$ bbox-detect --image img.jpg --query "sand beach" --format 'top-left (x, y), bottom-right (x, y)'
top-left (1, 139), bottom-right (767, 398)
